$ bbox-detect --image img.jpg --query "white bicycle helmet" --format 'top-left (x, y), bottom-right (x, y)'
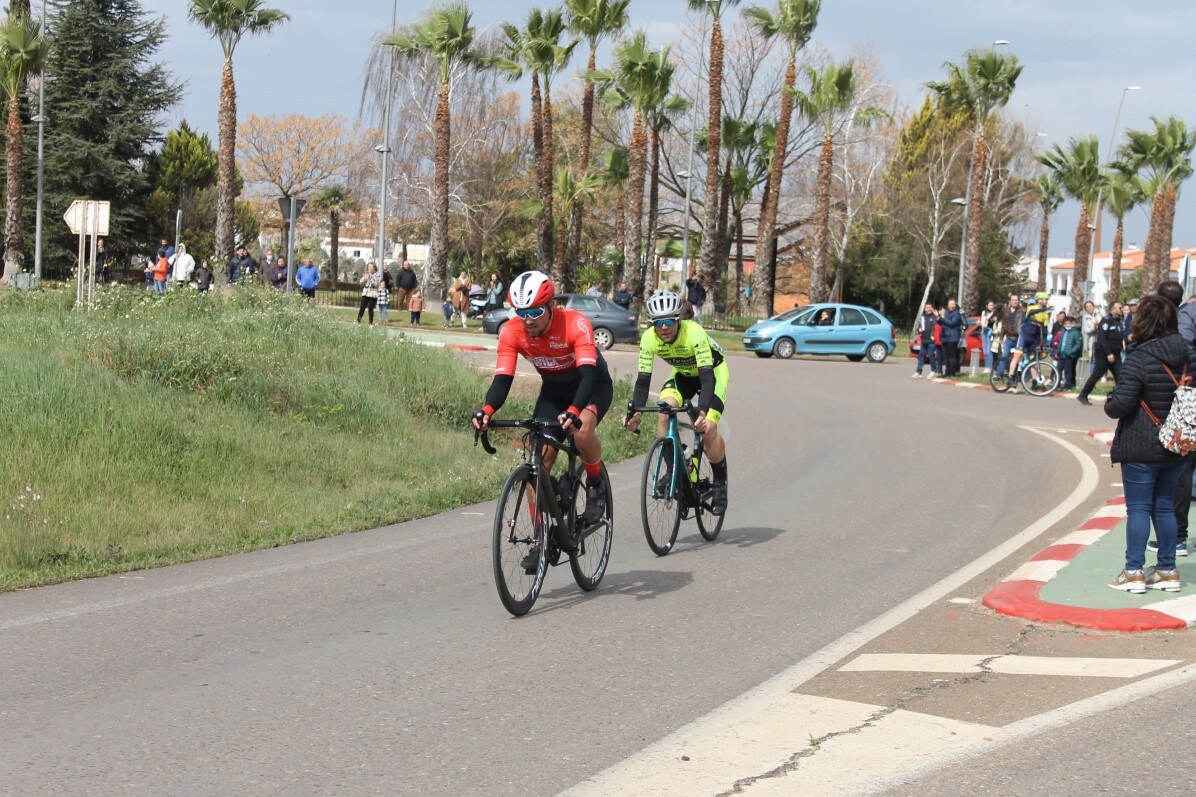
top-left (508, 270), bottom-right (555, 309)
top-left (645, 290), bottom-right (684, 320)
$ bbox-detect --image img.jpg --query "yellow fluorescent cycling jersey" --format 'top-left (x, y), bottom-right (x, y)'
top-left (638, 319), bottom-right (725, 376)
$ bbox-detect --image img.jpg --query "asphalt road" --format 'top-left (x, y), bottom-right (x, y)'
top-left (3, 346), bottom-right (1188, 795)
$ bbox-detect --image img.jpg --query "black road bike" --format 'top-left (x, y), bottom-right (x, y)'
top-left (476, 419), bottom-right (614, 616)
top-left (628, 401), bottom-right (726, 555)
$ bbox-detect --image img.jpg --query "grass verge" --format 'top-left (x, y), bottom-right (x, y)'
top-left (0, 286), bottom-right (648, 591)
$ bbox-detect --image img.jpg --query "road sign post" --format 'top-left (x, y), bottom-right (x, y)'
top-left (277, 197), bottom-right (307, 294)
top-left (64, 199), bottom-right (110, 307)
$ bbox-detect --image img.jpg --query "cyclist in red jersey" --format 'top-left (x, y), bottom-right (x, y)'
top-left (473, 271), bottom-right (613, 538)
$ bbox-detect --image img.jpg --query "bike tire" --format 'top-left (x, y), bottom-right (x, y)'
top-left (641, 437), bottom-right (682, 556)
top-left (570, 463), bottom-right (613, 591)
top-left (695, 451), bottom-right (726, 541)
top-left (492, 464), bottom-right (548, 616)
top-left (1023, 360), bottom-right (1060, 397)
top-left (989, 368), bottom-right (1012, 393)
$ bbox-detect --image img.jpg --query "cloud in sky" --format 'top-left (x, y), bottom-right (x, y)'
top-left (140, 0), bottom-right (1196, 258)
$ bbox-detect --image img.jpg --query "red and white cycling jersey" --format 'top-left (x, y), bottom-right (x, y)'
top-left (495, 308), bottom-right (598, 381)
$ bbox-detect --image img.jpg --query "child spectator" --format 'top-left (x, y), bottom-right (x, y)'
top-left (195, 259), bottom-right (213, 293)
top-left (1057, 315), bottom-right (1082, 389)
top-left (408, 289), bottom-right (425, 327)
top-left (442, 294), bottom-right (454, 327)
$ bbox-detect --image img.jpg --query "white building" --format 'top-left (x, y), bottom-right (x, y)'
top-left (1045, 246), bottom-right (1196, 308)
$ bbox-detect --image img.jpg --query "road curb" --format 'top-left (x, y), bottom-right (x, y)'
top-left (983, 482), bottom-right (1196, 631)
top-left (920, 374), bottom-right (1104, 402)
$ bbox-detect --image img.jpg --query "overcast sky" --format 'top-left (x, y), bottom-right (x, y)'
top-left (141, 0), bottom-right (1196, 258)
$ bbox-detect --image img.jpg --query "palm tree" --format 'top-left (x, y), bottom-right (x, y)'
top-left (591, 32), bottom-right (673, 294)
top-left (312, 185), bottom-right (360, 287)
top-left (1103, 168), bottom-right (1146, 304)
top-left (1037, 136), bottom-right (1102, 315)
top-left (386, 3), bottom-right (483, 299)
top-left (1118, 116), bottom-right (1196, 291)
top-left (599, 146), bottom-right (630, 262)
top-left (1034, 173), bottom-right (1062, 292)
top-left (0, 11), bottom-right (46, 284)
top-left (564, 0), bottom-right (629, 285)
top-left (188, 0), bottom-right (289, 285)
top-left (498, 10), bottom-right (576, 278)
top-left (927, 47), bottom-right (1022, 314)
top-left (690, 0), bottom-right (741, 293)
top-left (745, 0), bottom-right (820, 315)
top-left (795, 60), bottom-right (858, 303)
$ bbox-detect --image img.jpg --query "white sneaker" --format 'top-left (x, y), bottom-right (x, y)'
top-left (911, 372), bottom-right (922, 379)
top-left (982, 368), bottom-right (991, 374)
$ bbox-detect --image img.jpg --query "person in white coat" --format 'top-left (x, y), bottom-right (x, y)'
top-left (170, 243), bottom-right (196, 285)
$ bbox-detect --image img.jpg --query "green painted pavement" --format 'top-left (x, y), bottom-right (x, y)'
top-left (1040, 510), bottom-right (1196, 609)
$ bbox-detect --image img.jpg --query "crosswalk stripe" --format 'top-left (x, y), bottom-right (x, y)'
top-left (840, 654), bottom-right (1181, 678)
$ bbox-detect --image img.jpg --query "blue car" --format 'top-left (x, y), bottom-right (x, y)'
top-left (742, 303), bottom-right (895, 362)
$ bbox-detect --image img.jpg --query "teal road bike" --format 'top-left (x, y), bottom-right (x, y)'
top-left (628, 401), bottom-right (725, 556)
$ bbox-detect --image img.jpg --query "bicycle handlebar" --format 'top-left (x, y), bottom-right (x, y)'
top-left (473, 417), bottom-right (569, 456)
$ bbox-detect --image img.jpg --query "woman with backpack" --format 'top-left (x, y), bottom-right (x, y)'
top-left (1104, 294), bottom-right (1196, 594)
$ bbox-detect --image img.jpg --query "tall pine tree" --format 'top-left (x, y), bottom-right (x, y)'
top-left (34, 0), bottom-right (180, 279)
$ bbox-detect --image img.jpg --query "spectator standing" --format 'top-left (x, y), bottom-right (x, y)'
top-left (586, 280), bottom-right (604, 298)
top-left (271, 257), bottom-right (287, 291)
top-left (1082, 300), bottom-right (1100, 360)
top-left (151, 251), bottom-right (169, 294)
top-left (378, 263), bottom-right (394, 324)
top-left (453, 270), bottom-right (470, 328)
top-left (979, 300), bottom-right (996, 372)
top-left (1077, 301), bottom-right (1124, 405)
top-left (1158, 282), bottom-right (1193, 559)
top-left (939, 298), bottom-right (965, 376)
top-left (296, 258), bottom-right (320, 299)
top-left (932, 310), bottom-right (944, 376)
top-left (997, 293), bottom-right (1024, 378)
top-left (442, 294), bottom-right (454, 327)
top-left (261, 249), bottom-right (274, 285)
top-left (989, 305), bottom-right (1007, 371)
top-left (357, 262), bottom-right (382, 323)
top-left (228, 245), bottom-right (256, 285)
top-left (912, 302), bottom-right (938, 378)
top-left (395, 261), bottom-right (418, 310)
top-left (612, 282), bottom-right (632, 310)
top-left (95, 238), bottom-right (110, 285)
top-left (484, 272), bottom-right (504, 312)
top-left (194, 259), bottom-right (213, 293)
top-left (1057, 316), bottom-right (1082, 389)
top-left (1123, 297), bottom-right (1139, 349)
top-left (1104, 294), bottom-right (1196, 593)
top-left (170, 243), bottom-right (195, 285)
top-left (685, 274), bottom-right (707, 323)
top-left (408, 288), bottom-right (425, 327)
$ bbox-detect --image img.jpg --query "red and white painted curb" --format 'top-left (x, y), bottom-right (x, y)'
top-left (984, 495), bottom-right (1196, 631)
top-left (1088, 429), bottom-right (1115, 446)
top-left (920, 374), bottom-right (1103, 402)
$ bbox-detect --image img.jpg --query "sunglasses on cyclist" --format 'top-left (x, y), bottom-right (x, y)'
top-left (515, 305), bottom-right (548, 320)
top-left (653, 318), bottom-right (678, 329)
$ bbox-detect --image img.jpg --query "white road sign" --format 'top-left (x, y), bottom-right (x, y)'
top-left (63, 199), bottom-right (110, 236)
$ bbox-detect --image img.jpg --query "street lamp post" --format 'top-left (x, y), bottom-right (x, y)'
top-left (377, 0), bottom-right (398, 269)
top-left (951, 197), bottom-right (967, 304)
top-left (33, 0), bottom-right (47, 282)
top-left (1090, 85), bottom-right (1140, 261)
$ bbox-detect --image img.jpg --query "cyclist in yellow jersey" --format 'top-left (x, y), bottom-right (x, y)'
top-left (623, 290), bottom-right (729, 514)
top-left (1004, 290), bottom-right (1053, 385)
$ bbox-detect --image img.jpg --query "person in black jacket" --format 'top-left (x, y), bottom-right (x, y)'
top-left (911, 303), bottom-right (937, 378)
top-left (1077, 301), bottom-right (1124, 405)
top-left (1103, 295), bottom-right (1196, 593)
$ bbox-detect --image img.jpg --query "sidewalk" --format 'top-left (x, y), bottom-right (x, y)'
top-left (984, 430), bottom-right (1196, 631)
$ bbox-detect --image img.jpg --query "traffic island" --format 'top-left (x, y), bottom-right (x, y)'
top-left (984, 495), bottom-right (1196, 631)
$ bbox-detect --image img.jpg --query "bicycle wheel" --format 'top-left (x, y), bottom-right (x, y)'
top-left (492, 465), bottom-right (548, 616)
top-left (641, 436), bottom-right (682, 556)
top-left (570, 463), bottom-right (613, 591)
top-left (694, 450), bottom-right (726, 541)
top-left (989, 368), bottom-right (1012, 393)
top-left (1022, 360), bottom-right (1060, 397)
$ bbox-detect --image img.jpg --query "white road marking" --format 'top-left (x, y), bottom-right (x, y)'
top-left (1004, 559), bottom-right (1069, 582)
top-left (947, 597), bottom-right (975, 605)
top-left (840, 654), bottom-right (1181, 678)
top-left (559, 428), bottom-right (1099, 796)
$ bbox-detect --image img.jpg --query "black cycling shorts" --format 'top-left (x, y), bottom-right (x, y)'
top-left (534, 379), bottom-right (613, 431)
